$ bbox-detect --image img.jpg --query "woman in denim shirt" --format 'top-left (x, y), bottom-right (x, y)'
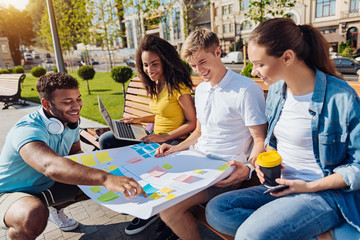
top-left (205, 18), bottom-right (360, 239)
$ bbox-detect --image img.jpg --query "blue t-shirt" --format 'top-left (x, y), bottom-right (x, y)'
top-left (0, 107), bottom-right (80, 194)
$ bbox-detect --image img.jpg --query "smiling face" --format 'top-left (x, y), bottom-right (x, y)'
top-left (43, 88), bottom-right (82, 125)
top-left (141, 51), bottom-right (165, 83)
top-left (187, 46), bottom-right (226, 86)
top-left (248, 40), bottom-right (285, 85)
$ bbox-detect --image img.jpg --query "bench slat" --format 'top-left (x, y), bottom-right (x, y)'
top-left (124, 106), bottom-right (152, 117)
top-left (126, 87), bottom-right (148, 96)
top-left (125, 101), bottom-right (151, 112)
top-left (125, 94), bottom-right (151, 104)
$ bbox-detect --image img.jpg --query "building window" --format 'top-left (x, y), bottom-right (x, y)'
top-left (216, 7), bottom-right (220, 17)
top-left (217, 25), bottom-right (221, 34)
top-left (316, 0), bottom-right (336, 18)
top-left (223, 24), bottom-right (228, 33)
top-left (162, 14), bottom-right (170, 40)
top-left (127, 21), bottom-right (134, 49)
top-left (1, 44), bottom-right (8, 54)
top-left (229, 4), bottom-right (233, 14)
top-left (241, 0), bottom-right (250, 10)
top-left (222, 6), bottom-right (228, 15)
top-left (241, 20), bottom-right (252, 31)
top-left (350, 0), bottom-right (359, 12)
top-left (173, 8), bottom-right (181, 40)
top-left (230, 23), bottom-right (234, 33)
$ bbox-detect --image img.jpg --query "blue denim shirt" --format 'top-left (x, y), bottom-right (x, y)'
top-left (265, 69), bottom-right (360, 231)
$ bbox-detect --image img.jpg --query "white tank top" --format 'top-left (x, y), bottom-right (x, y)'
top-left (273, 89), bottom-right (323, 181)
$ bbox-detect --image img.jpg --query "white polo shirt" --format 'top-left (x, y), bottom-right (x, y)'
top-left (194, 69), bottom-right (267, 162)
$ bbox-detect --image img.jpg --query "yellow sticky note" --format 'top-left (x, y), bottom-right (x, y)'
top-left (89, 186), bottom-right (102, 193)
top-left (159, 187), bottom-right (173, 194)
top-left (148, 192), bottom-right (163, 200)
top-left (108, 165), bottom-right (118, 171)
top-left (97, 191), bottom-right (119, 202)
top-left (217, 164), bottom-right (229, 172)
top-left (102, 169), bottom-right (108, 172)
top-left (96, 151), bottom-right (113, 163)
top-left (67, 156), bottom-right (79, 163)
top-left (165, 194), bottom-right (176, 200)
top-left (81, 154), bottom-right (97, 167)
top-left (193, 169), bottom-right (204, 174)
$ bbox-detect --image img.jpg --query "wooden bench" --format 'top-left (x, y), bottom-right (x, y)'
top-left (0, 73), bottom-right (27, 109)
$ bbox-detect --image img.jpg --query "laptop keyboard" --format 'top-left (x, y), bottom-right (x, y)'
top-left (114, 121), bottom-right (136, 139)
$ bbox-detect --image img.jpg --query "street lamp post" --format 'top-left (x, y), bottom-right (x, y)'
top-left (46, 0), bottom-right (65, 73)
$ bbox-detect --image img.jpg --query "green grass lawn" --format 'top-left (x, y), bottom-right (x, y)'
top-left (21, 72), bottom-right (130, 125)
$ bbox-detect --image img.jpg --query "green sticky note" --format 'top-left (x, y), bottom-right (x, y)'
top-left (96, 151), bottom-right (113, 163)
top-left (162, 163), bottom-right (173, 169)
top-left (97, 191), bottom-right (119, 202)
top-left (217, 164), bottom-right (229, 172)
top-left (81, 154), bottom-right (97, 167)
top-left (89, 186), bottom-right (102, 193)
top-left (67, 156), bottom-right (79, 163)
top-left (193, 169), bottom-right (204, 174)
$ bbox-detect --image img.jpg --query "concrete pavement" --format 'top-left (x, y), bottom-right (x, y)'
top-left (0, 102), bottom-right (221, 240)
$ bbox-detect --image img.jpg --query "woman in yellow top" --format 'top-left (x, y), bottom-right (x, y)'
top-left (99, 34), bottom-right (196, 149)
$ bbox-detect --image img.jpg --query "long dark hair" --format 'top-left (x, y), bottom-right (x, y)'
top-left (136, 34), bottom-right (193, 98)
top-left (250, 18), bottom-right (340, 78)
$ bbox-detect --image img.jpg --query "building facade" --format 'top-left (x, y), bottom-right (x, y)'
top-left (124, 0), bottom-right (211, 50)
top-left (211, 0), bottom-right (360, 54)
top-left (0, 37), bottom-right (14, 69)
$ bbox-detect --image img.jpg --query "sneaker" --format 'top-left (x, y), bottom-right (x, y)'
top-left (125, 215), bottom-right (159, 235)
top-left (48, 207), bottom-right (79, 231)
top-left (155, 226), bottom-right (179, 240)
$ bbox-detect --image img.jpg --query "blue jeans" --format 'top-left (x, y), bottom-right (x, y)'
top-left (206, 185), bottom-right (345, 240)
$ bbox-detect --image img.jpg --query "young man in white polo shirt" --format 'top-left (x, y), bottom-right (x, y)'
top-left (155, 28), bottom-right (267, 240)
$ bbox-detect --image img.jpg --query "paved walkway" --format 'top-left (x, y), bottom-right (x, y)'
top-left (0, 102), bottom-right (221, 240)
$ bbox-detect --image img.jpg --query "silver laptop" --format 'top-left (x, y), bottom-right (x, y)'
top-left (98, 96), bottom-right (147, 141)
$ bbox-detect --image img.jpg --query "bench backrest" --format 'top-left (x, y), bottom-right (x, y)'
top-left (0, 74), bottom-right (26, 97)
top-left (123, 76), bottom-right (203, 119)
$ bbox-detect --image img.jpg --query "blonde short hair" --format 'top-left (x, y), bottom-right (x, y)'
top-left (181, 27), bottom-right (219, 60)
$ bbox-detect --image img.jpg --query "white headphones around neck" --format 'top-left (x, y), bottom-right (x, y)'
top-left (39, 107), bottom-right (64, 134)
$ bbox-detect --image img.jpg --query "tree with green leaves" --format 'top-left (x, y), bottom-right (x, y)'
top-left (111, 66), bottom-right (133, 102)
top-left (244, 0), bottom-right (296, 24)
top-left (78, 65), bottom-right (95, 94)
top-left (0, 6), bottom-right (35, 65)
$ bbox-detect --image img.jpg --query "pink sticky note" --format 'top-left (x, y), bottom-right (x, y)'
top-left (183, 176), bottom-right (201, 184)
top-left (126, 157), bottom-right (143, 164)
top-left (147, 166), bottom-right (167, 177)
top-left (173, 174), bottom-right (191, 182)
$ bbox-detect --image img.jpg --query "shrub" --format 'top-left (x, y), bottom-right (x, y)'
top-left (30, 66), bottom-right (47, 77)
top-left (0, 69), bottom-right (9, 74)
top-left (14, 66), bottom-right (25, 73)
top-left (111, 66), bottom-right (133, 99)
top-left (241, 62), bottom-right (255, 78)
top-left (77, 65), bottom-right (95, 94)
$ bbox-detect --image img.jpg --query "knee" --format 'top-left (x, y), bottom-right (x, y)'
top-left (99, 131), bottom-right (113, 149)
top-left (7, 199), bottom-right (48, 238)
top-left (21, 201), bottom-right (49, 236)
top-left (159, 208), bottom-right (175, 224)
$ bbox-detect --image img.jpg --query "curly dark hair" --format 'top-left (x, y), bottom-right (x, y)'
top-left (135, 34), bottom-right (193, 98)
top-left (36, 72), bottom-right (79, 100)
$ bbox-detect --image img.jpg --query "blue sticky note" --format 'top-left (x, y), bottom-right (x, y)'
top-left (144, 145), bottom-right (154, 151)
top-left (151, 143), bottom-right (160, 148)
top-left (139, 142), bottom-right (146, 147)
top-left (130, 145), bottom-right (140, 149)
top-left (149, 151), bottom-right (156, 156)
top-left (142, 184), bottom-right (159, 196)
top-left (143, 153), bottom-right (151, 158)
top-left (136, 148), bottom-right (146, 155)
top-left (109, 168), bottom-right (125, 176)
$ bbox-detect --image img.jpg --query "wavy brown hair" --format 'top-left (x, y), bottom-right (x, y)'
top-left (250, 18), bottom-right (340, 78)
top-left (135, 35), bottom-right (193, 98)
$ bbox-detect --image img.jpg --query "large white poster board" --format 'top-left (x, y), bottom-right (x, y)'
top-left (67, 143), bottom-right (233, 219)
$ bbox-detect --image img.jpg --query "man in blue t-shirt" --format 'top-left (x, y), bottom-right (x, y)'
top-left (0, 73), bottom-right (145, 240)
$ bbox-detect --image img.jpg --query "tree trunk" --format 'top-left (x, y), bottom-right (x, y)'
top-left (86, 80), bottom-right (91, 94)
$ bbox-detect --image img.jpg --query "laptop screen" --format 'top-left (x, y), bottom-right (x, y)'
top-left (97, 96), bottom-right (115, 133)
